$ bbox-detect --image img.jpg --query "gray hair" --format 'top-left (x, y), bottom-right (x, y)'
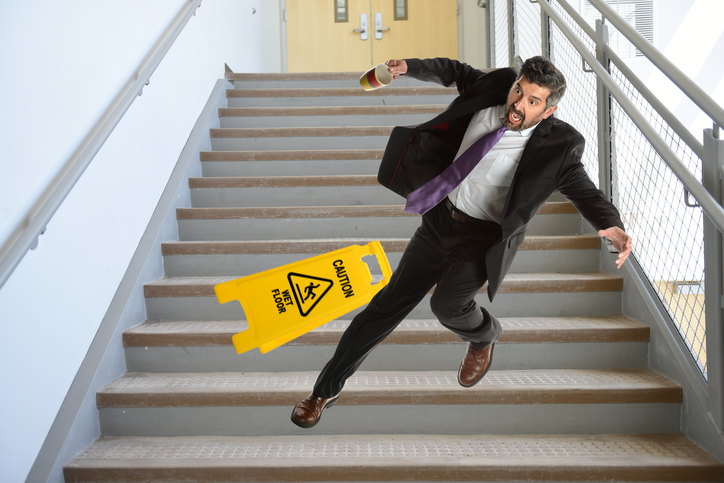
top-left (517, 56), bottom-right (567, 109)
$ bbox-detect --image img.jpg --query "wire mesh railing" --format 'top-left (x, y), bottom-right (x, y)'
top-left (487, 0), bottom-right (722, 382)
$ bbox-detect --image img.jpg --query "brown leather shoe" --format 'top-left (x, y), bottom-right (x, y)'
top-left (457, 342), bottom-right (495, 388)
top-left (291, 393), bottom-right (340, 429)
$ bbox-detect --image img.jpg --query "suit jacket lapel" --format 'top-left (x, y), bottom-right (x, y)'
top-left (500, 118), bottom-right (552, 236)
top-left (516, 119), bottom-right (550, 172)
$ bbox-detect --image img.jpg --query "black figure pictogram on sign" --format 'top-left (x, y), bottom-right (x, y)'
top-left (287, 273), bottom-right (333, 317)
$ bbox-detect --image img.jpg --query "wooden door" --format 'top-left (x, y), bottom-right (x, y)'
top-left (286, 0), bottom-right (458, 72)
top-left (369, 0), bottom-right (458, 66)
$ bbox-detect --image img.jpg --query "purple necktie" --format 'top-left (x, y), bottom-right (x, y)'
top-left (405, 125), bottom-right (508, 215)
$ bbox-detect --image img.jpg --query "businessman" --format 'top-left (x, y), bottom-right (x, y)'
top-left (291, 56), bottom-right (632, 428)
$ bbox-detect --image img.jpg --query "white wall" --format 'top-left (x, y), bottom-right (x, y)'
top-left (459, 0), bottom-right (489, 69)
top-left (0, 1), bottom-right (281, 481)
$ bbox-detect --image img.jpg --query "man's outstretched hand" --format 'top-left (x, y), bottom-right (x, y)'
top-left (598, 226), bottom-right (632, 269)
top-left (386, 59), bottom-right (407, 79)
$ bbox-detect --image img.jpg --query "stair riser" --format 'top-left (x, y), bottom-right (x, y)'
top-left (219, 113), bottom-right (434, 129)
top-left (176, 214), bottom-right (583, 241)
top-left (162, 249), bottom-right (600, 277)
top-left (145, 291), bottom-right (622, 321)
top-left (230, 78), bottom-right (429, 89)
top-left (210, 136), bottom-right (390, 151)
top-left (190, 185), bottom-right (402, 207)
top-left (201, 159), bottom-right (380, 177)
top-left (99, 402), bottom-right (679, 437)
top-left (124, 341), bottom-right (648, 373)
top-left (227, 95), bottom-right (457, 108)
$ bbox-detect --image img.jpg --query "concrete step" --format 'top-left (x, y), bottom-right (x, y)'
top-left (187, 176), bottom-right (572, 209)
top-left (175, 202), bottom-right (584, 241)
top-left (161, 236), bottom-right (602, 276)
top-left (218, 105), bottom-right (445, 128)
top-left (189, 175), bottom-right (403, 207)
top-left (64, 433), bottom-right (724, 482)
top-left (123, 316), bottom-right (649, 373)
top-left (209, 126), bottom-right (394, 150)
top-left (226, 86), bottom-right (457, 107)
top-left (94, 369), bottom-right (680, 436)
top-left (144, 271), bottom-right (623, 299)
top-left (226, 71), bottom-right (430, 89)
top-left (143, 271), bottom-right (622, 321)
top-left (199, 149), bottom-right (383, 177)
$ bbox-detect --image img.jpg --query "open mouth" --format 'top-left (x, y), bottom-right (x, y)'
top-left (508, 108), bottom-right (523, 125)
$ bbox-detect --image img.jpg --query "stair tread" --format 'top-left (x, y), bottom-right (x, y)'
top-left (176, 202), bottom-right (578, 219)
top-left (227, 71), bottom-right (364, 80)
top-left (123, 315), bottom-right (649, 347)
top-left (210, 126), bottom-right (394, 138)
top-left (218, 105), bottom-right (447, 117)
top-left (143, 271), bottom-right (622, 298)
top-left (65, 433), bottom-right (724, 482)
top-left (226, 86), bottom-right (457, 97)
top-left (161, 236), bottom-right (601, 255)
top-left (189, 174), bottom-right (380, 188)
top-left (96, 368), bottom-right (680, 408)
top-left (63, 433), bottom-right (724, 482)
top-left (199, 149), bottom-right (385, 161)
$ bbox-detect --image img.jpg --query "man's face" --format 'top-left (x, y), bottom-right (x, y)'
top-left (504, 78), bottom-right (558, 131)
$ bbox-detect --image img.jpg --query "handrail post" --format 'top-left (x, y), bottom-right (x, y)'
top-left (540, 2), bottom-right (550, 59)
top-left (594, 19), bottom-right (611, 198)
top-left (486, 0), bottom-right (494, 67)
top-left (508, 0), bottom-right (516, 67)
top-left (704, 125), bottom-right (724, 429)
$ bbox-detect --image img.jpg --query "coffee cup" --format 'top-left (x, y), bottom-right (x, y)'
top-left (360, 63), bottom-right (393, 91)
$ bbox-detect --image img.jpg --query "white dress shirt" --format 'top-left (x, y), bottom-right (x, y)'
top-left (448, 104), bottom-right (536, 224)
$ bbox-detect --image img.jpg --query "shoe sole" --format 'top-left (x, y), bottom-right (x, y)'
top-left (290, 395), bottom-right (340, 429)
top-left (457, 343), bottom-right (495, 388)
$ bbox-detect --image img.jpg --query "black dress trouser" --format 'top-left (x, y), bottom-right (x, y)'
top-left (313, 199), bottom-right (505, 398)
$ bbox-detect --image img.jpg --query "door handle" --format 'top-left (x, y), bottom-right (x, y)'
top-left (355, 13), bottom-right (368, 40)
top-left (375, 12), bottom-right (389, 39)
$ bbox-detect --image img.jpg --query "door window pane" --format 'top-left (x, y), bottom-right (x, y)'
top-left (335, 0), bottom-right (348, 22)
top-left (394, 0), bottom-right (408, 20)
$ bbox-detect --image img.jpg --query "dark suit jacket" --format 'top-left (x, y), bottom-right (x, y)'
top-left (377, 58), bottom-right (624, 301)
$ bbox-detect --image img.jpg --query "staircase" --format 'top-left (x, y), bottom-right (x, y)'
top-left (64, 72), bottom-right (724, 482)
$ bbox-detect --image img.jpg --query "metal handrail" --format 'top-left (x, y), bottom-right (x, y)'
top-left (551, 0), bottom-right (705, 161)
top-left (537, 0), bottom-right (724, 235)
top-left (587, 0), bottom-right (724, 130)
top-left (0, 0), bottom-right (203, 290)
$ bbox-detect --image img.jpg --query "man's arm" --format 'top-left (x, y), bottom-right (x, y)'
top-left (386, 59), bottom-right (408, 79)
top-left (556, 131), bottom-right (632, 269)
top-left (385, 58), bottom-right (503, 96)
top-left (598, 226), bottom-right (632, 269)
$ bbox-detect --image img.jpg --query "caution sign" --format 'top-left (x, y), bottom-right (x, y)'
top-left (288, 273), bottom-right (333, 316)
top-left (214, 241), bottom-right (392, 354)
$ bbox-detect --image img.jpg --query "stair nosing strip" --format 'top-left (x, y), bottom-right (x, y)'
top-left (161, 235), bottom-right (601, 255)
top-left (96, 368), bottom-right (681, 408)
top-left (122, 316), bottom-right (650, 347)
top-left (175, 202), bottom-right (578, 220)
top-left (209, 126), bottom-right (394, 138)
top-left (225, 86), bottom-right (457, 97)
top-left (218, 105), bottom-right (447, 117)
top-left (142, 271), bottom-right (623, 298)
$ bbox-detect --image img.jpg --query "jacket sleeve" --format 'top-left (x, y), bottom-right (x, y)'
top-left (557, 134), bottom-right (625, 232)
top-left (404, 58), bottom-right (491, 96)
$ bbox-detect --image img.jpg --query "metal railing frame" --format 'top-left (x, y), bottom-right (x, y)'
top-left (0, 0), bottom-right (203, 291)
top-left (491, 0), bottom-right (724, 429)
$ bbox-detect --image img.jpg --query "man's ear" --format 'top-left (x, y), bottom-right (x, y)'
top-left (542, 105), bottom-right (557, 119)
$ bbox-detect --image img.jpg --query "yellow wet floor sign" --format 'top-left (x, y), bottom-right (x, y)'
top-left (214, 241), bottom-right (392, 354)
